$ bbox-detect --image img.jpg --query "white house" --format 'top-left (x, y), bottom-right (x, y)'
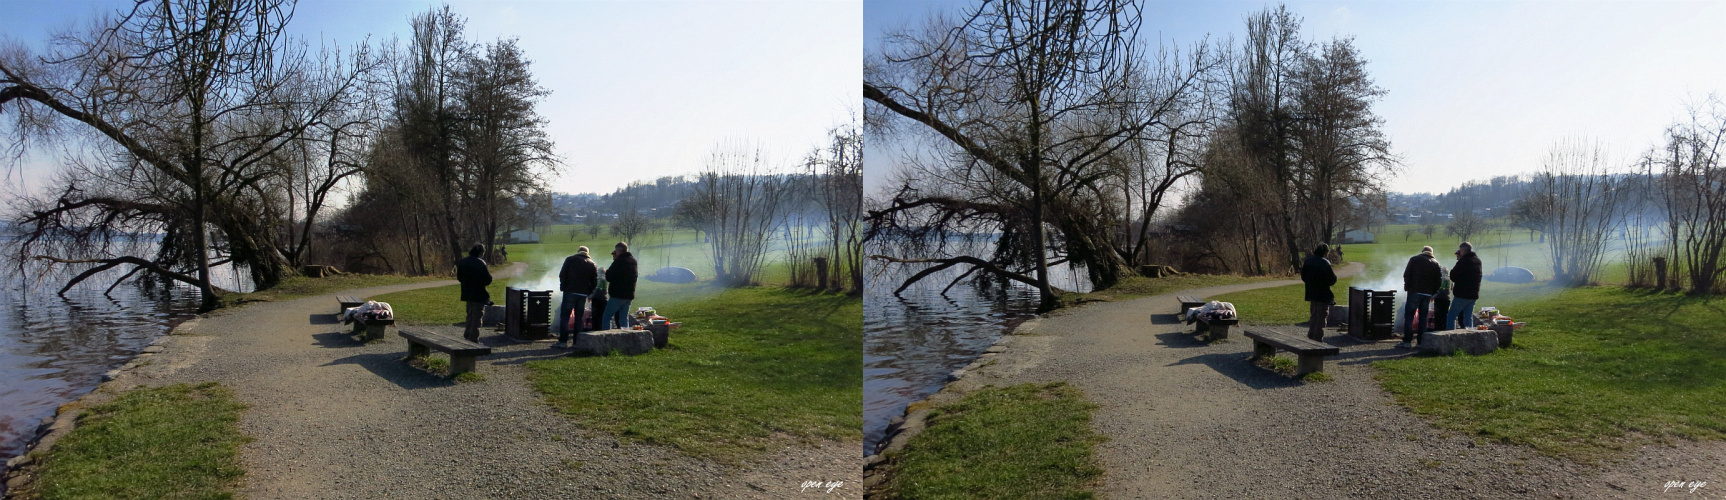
top-left (1339, 230), bottom-right (1375, 244)
top-left (507, 229), bottom-right (540, 244)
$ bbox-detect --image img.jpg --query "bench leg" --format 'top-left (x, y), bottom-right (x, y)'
top-left (407, 341), bottom-right (430, 360)
top-left (450, 355), bottom-right (477, 375)
top-left (1252, 340), bottom-right (1276, 359)
top-left (1296, 354), bottom-right (1325, 375)
top-left (1209, 324), bottom-right (1232, 341)
top-left (1195, 321), bottom-right (1209, 334)
top-left (365, 323), bottom-right (388, 342)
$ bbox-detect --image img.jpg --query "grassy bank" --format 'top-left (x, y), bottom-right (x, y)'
top-left (527, 285), bottom-right (861, 462)
top-left (1376, 286), bottom-right (1726, 461)
top-left (876, 383), bottom-right (1104, 500)
top-left (1058, 273), bottom-right (1277, 308)
top-left (20, 383), bottom-right (248, 500)
top-left (218, 272), bottom-right (446, 309)
top-left (1208, 228), bottom-right (1726, 460)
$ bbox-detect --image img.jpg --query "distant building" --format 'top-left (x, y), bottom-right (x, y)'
top-left (507, 230), bottom-right (540, 244)
top-left (1339, 230), bottom-right (1376, 244)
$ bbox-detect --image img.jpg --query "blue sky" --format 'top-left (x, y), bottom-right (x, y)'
top-left (2, 0), bottom-right (862, 196)
top-left (864, 0), bottom-right (1726, 196)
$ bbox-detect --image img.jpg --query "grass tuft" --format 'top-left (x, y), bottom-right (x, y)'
top-left (27, 382), bottom-right (249, 500)
top-left (879, 382), bottom-right (1105, 500)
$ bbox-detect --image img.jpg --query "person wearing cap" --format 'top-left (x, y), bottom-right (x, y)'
top-left (1399, 245), bottom-right (1444, 348)
top-left (1446, 242), bottom-right (1484, 330)
top-left (455, 244), bottom-right (492, 342)
top-left (600, 242), bottom-right (639, 330)
top-left (1300, 244), bottom-right (1337, 342)
top-left (552, 246), bottom-right (600, 349)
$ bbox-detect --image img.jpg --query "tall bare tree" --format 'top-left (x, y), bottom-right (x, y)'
top-left (692, 142), bottom-right (787, 286)
top-left (1534, 138), bottom-right (1627, 286)
top-left (2, 0), bottom-right (373, 310)
top-left (866, 0), bottom-right (1217, 310)
top-left (1656, 96), bottom-right (1726, 293)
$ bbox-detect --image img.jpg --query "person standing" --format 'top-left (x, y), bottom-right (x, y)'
top-left (1300, 244), bottom-right (1338, 342)
top-left (455, 244), bottom-right (492, 343)
top-left (553, 246), bottom-right (600, 349)
top-left (1399, 246), bottom-right (1444, 349)
top-left (1446, 241), bottom-right (1484, 330)
top-left (601, 242), bottom-right (639, 330)
top-left (1432, 268), bottom-right (1451, 331)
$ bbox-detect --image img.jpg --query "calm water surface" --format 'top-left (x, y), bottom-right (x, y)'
top-left (863, 257), bottom-right (1090, 454)
top-left (0, 266), bottom-right (248, 464)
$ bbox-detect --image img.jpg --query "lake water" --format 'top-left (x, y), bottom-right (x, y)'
top-left (862, 250), bottom-right (1091, 454)
top-left (0, 265), bottom-right (247, 465)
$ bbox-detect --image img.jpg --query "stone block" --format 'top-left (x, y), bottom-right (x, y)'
top-left (1419, 329), bottom-right (1499, 356)
top-left (573, 328), bottom-right (654, 356)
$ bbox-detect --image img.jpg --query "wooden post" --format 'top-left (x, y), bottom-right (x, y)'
top-left (813, 257), bottom-right (830, 290)
top-left (1654, 257), bottom-right (1668, 290)
top-left (1296, 354), bottom-right (1324, 375)
top-left (450, 355), bottom-right (477, 375)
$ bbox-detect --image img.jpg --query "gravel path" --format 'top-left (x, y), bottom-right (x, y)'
top-left (111, 266), bottom-right (860, 499)
top-left (959, 266), bottom-right (1724, 499)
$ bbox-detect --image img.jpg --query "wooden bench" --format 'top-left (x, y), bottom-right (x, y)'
top-left (336, 295), bottom-right (365, 314)
top-left (399, 326), bottom-right (492, 375)
top-left (1195, 317), bottom-right (1240, 341)
top-left (1244, 328), bottom-right (1340, 376)
top-left (1176, 295), bottom-right (1206, 314)
top-left (353, 318), bottom-right (395, 342)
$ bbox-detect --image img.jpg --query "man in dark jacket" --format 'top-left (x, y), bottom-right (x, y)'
top-left (600, 242), bottom-right (639, 330)
top-left (1399, 246), bottom-right (1444, 348)
top-left (1300, 244), bottom-right (1338, 341)
top-left (456, 244), bottom-right (492, 342)
top-left (1445, 241), bottom-right (1484, 330)
top-left (552, 246), bottom-right (600, 349)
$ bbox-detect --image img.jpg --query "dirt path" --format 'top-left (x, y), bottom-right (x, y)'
top-left (959, 262), bottom-right (1724, 499)
top-left (108, 263), bottom-right (859, 499)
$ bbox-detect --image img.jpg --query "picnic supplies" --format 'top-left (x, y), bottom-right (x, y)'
top-left (341, 301), bottom-right (394, 324)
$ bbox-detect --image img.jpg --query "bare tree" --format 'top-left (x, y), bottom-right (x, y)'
top-left (866, 0), bottom-right (1217, 309)
top-left (1445, 212), bottom-right (1489, 243)
top-left (691, 142), bottom-right (786, 286)
top-left (2, 0), bottom-right (374, 310)
top-left (1535, 138), bottom-right (1627, 286)
top-left (611, 208), bottom-right (650, 245)
top-left (1656, 96), bottom-right (1726, 293)
top-left (817, 121), bottom-right (863, 292)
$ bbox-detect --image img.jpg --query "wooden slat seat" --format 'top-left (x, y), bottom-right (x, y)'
top-left (1175, 295), bottom-right (1206, 314)
top-left (1196, 317), bottom-right (1240, 341)
top-left (1244, 327), bottom-right (1340, 376)
top-left (399, 326), bottom-right (492, 375)
top-left (336, 295), bottom-right (365, 314)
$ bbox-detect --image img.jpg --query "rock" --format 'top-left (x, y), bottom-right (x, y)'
top-left (644, 266), bottom-right (698, 284)
top-left (572, 329), bottom-right (654, 356)
top-left (864, 454), bottom-right (885, 469)
top-left (1487, 266), bottom-right (1535, 283)
top-left (1419, 329), bottom-right (1499, 356)
top-left (142, 345), bottom-right (165, 354)
top-left (6, 454), bottom-right (31, 468)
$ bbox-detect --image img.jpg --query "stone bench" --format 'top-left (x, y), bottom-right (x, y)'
top-left (573, 328), bottom-right (654, 356)
top-left (336, 295), bottom-right (365, 314)
top-left (1418, 328), bottom-right (1500, 356)
top-left (1244, 328), bottom-right (1340, 376)
top-left (1196, 317), bottom-right (1239, 341)
top-left (400, 326), bottom-right (492, 375)
top-left (1175, 295), bottom-right (1206, 314)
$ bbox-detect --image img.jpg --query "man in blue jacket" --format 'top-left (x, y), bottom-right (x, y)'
top-left (455, 244), bottom-right (492, 342)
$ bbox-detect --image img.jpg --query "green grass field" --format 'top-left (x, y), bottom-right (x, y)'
top-left (528, 285), bottom-right (861, 462)
top-left (23, 383), bottom-right (249, 500)
top-left (877, 382), bottom-right (1104, 500)
top-left (1211, 227), bottom-right (1726, 460)
top-left (373, 228), bottom-right (863, 462)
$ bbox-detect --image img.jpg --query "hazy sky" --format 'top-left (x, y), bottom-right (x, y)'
top-left (2, 0), bottom-right (862, 196)
top-left (864, 0), bottom-right (1726, 196)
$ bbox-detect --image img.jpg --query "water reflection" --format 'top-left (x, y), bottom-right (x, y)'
top-left (0, 264), bottom-right (248, 464)
top-left (862, 249), bottom-right (1091, 454)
